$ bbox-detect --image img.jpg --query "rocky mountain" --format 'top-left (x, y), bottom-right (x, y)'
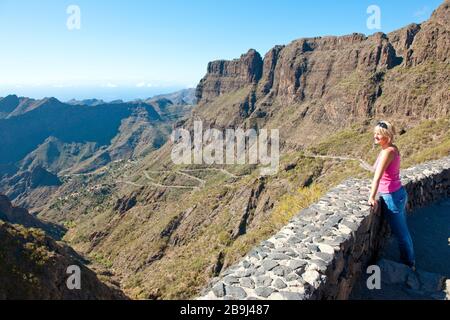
top-left (148, 88), bottom-right (197, 106)
top-left (0, 194), bottom-right (126, 299)
top-left (0, 221), bottom-right (126, 299)
top-left (193, 1), bottom-right (448, 148)
top-left (2, 1), bottom-right (449, 300)
top-left (0, 97), bottom-right (161, 165)
top-left (0, 193), bottom-right (63, 239)
top-left (0, 93), bottom-right (194, 208)
top-left (0, 94), bottom-right (20, 118)
top-left (0, 95), bottom-right (61, 119)
top-left (66, 98), bottom-right (108, 106)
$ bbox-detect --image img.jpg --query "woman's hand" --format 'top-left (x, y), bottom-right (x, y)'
top-left (368, 196), bottom-right (377, 208)
top-left (368, 197), bottom-right (380, 215)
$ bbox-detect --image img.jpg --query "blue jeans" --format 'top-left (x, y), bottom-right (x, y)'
top-left (379, 187), bottom-right (415, 267)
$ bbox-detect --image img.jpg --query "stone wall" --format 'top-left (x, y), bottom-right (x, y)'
top-left (198, 156), bottom-right (450, 300)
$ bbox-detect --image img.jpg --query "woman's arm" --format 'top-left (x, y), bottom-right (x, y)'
top-left (368, 149), bottom-right (394, 206)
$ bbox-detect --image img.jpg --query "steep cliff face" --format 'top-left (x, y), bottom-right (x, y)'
top-left (196, 33), bottom-right (400, 117)
top-left (259, 45), bottom-right (285, 95)
top-left (260, 33), bottom-right (398, 104)
top-left (408, 0), bottom-right (450, 66)
top-left (195, 49), bottom-right (263, 103)
top-left (388, 23), bottom-right (422, 61)
top-left (194, 0), bottom-right (449, 140)
top-left (376, 1), bottom-right (450, 120)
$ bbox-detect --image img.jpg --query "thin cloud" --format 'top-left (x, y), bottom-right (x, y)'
top-left (104, 83), bottom-right (118, 88)
top-left (53, 84), bottom-right (74, 88)
top-left (135, 82), bottom-right (155, 88)
top-left (413, 6), bottom-right (430, 19)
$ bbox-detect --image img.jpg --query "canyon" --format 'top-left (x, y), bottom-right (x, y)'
top-left (0, 0), bottom-right (449, 300)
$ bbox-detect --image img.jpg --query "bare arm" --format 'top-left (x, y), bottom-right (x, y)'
top-left (369, 149), bottom-right (394, 204)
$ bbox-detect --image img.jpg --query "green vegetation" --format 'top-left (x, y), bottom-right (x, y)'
top-left (337, 70), bottom-right (376, 95)
top-left (90, 252), bottom-right (114, 269)
top-left (395, 118), bottom-right (450, 167)
top-left (308, 123), bottom-right (375, 159)
top-left (195, 85), bottom-right (254, 126)
top-left (377, 61), bottom-right (450, 108)
top-left (0, 222), bottom-right (51, 297)
top-left (307, 118), bottom-right (450, 170)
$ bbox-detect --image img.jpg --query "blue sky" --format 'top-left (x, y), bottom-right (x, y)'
top-left (0, 0), bottom-right (443, 101)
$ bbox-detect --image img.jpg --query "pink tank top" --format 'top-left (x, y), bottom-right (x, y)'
top-left (373, 147), bottom-right (402, 194)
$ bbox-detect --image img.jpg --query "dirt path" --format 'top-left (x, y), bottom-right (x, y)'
top-left (118, 153), bottom-right (372, 190)
top-left (303, 153), bottom-right (374, 172)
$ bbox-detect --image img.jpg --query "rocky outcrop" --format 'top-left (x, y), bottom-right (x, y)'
top-left (258, 45), bottom-right (285, 95)
top-left (230, 181), bottom-right (266, 240)
top-left (1, 166), bottom-right (63, 208)
top-left (373, 0), bottom-right (450, 121)
top-left (194, 0), bottom-right (449, 140)
top-left (388, 24), bottom-right (421, 62)
top-left (271, 33), bottom-right (400, 109)
top-left (196, 49), bottom-right (263, 103)
top-left (0, 220), bottom-right (127, 300)
top-left (0, 194), bottom-right (64, 239)
top-left (29, 166), bottom-right (62, 188)
top-left (197, 33), bottom-right (399, 106)
top-left (407, 0), bottom-right (450, 66)
top-left (114, 194), bottom-right (138, 215)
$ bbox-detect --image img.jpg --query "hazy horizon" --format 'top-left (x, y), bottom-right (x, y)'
top-left (0, 84), bottom-right (192, 102)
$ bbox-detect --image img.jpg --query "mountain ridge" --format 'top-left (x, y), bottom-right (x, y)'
top-left (0, 92), bottom-right (195, 208)
top-left (193, 1), bottom-right (448, 145)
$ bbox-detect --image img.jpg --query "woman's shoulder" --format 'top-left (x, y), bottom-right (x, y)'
top-left (381, 146), bottom-right (399, 157)
top-left (387, 145), bottom-right (400, 157)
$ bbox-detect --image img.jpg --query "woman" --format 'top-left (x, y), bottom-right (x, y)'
top-left (368, 121), bottom-right (416, 269)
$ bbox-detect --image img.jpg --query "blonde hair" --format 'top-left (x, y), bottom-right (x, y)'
top-left (374, 120), bottom-right (396, 143)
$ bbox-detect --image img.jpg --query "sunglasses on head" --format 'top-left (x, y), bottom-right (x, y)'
top-left (377, 121), bottom-right (388, 129)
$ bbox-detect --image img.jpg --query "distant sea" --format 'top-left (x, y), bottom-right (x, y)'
top-left (0, 85), bottom-right (189, 102)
